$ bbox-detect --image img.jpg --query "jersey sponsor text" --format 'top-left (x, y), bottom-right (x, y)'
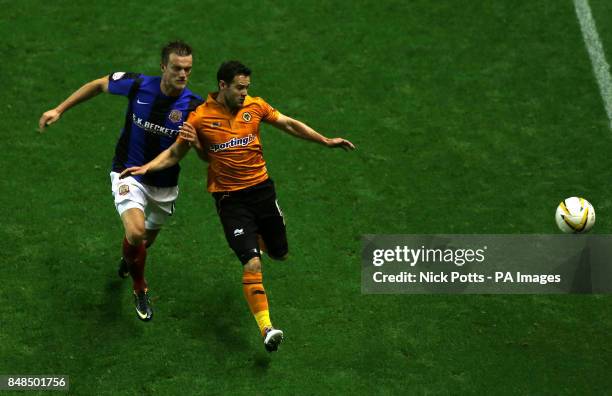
top-left (210, 134), bottom-right (256, 152)
top-left (132, 113), bottom-right (179, 138)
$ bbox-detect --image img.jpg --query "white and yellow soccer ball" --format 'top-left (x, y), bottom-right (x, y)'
top-left (555, 197), bottom-right (596, 233)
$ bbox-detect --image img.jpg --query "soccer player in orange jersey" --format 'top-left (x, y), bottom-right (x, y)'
top-left (121, 60), bottom-right (355, 351)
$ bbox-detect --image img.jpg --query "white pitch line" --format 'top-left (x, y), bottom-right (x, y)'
top-left (574, 0), bottom-right (612, 129)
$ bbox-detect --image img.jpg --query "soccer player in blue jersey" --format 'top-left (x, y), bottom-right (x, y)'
top-left (38, 41), bottom-right (203, 321)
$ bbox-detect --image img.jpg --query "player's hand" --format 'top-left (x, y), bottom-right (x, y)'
top-left (119, 166), bottom-right (148, 179)
top-left (326, 137), bottom-right (355, 151)
top-left (179, 121), bottom-right (201, 149)
top-left (38, 109), bottom-right (61, 132)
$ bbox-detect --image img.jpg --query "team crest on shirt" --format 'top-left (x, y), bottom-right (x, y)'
top-left (168, 109), bottom-right (183, 123)
top-left (118, 184), bottom-right (130, 196)
top-left (242, 112), bottom-right (252, 122)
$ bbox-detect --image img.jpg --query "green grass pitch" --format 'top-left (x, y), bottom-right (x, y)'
top-left (1, 0), bottom-right (611, 394)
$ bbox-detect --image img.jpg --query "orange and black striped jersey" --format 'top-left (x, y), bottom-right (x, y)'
top-left (182, 93), bottom-right (281, 192)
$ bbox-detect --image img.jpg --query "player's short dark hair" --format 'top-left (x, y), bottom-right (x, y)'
top-left (217, 61), bottom-right (251, 85)
top-left (161, 40), bottom-right (192, 65)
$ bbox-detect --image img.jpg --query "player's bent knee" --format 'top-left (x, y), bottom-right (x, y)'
top-left (268, 245), bottom-right (289, 261)
top-left (125, 225), bottom-right (146, 245)
top-left (238, 248), bottom-right (261, 267)
top-left (268, 252), bottom-right (289, 261)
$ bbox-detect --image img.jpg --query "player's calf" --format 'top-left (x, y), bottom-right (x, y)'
top-left (118, 257), bottom-right (130, 279)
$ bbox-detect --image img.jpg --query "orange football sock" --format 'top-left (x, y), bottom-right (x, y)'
top-left (242, 271), bottom-right (272, 335)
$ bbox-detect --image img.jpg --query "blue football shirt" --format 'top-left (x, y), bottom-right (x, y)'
top-left (108, 72), bottom-right (203, 187)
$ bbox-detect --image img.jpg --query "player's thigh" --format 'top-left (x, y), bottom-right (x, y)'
top-left (257, 198), bottom-right (288, 259)
top-left (140, 183), bottom-right (178, 245)
top-left (145, 200), bottom-right (174, 231)
top-left (120, 208), bottom-right (146, 243)
top-left (111, 172), bottom-right (148, 241)
top-left (214, 194), bottom-right (259, 264)
top-left (141, 205), bottom-right (170, 247)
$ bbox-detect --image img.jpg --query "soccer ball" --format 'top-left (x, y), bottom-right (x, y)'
top-left (555, 197), bottom-right (596, 233)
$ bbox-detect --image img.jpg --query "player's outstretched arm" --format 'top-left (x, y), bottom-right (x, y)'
top-left (119, 140), bottom-right (191, 179)
top-left (268, 114), bottom-right (355, 151)
top-left (38, 76), bottom-right (110, 132)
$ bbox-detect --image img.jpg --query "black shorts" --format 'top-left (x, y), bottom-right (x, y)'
top-left (213, 179), bottom-right (288, 264)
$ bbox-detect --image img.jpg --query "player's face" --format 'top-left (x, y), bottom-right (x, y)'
top-left (161, 53), bottom-right (193, 94)
top-left (221, 74), bottom-right (250, 110)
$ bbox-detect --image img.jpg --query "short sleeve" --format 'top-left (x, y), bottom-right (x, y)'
top-left (186, 109), bottom-right (201, 128)
top-left (259, 99), bottom-right (281, 122)
top-left (107, 72), bottom-right (141, 96)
